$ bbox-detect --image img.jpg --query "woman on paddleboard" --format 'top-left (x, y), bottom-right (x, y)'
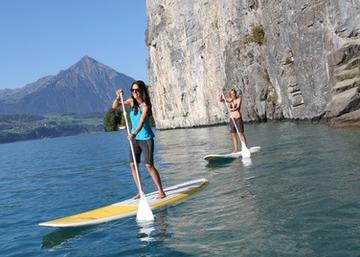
top-left (112, 80), bottom-right (166, 199)
top-left (220, 88), bottom-right (249, 152)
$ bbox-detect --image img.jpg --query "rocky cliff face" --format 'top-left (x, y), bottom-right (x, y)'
top-left (146, 0), bottom-right (360, 129)
top-left (0, 56), bottom-right (134, 114)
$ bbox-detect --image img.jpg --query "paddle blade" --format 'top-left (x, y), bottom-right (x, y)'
top-left (241, 141), bottom-right (251, 158)
top-left (136, 193), bottom-right (154, 222)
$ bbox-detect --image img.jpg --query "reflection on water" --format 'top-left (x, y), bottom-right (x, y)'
top-left (205, 158), bottom-right (235, 168)
top-left (241, 157), bottom-right (252, 167)
top-left (1, 123), bottom-right (359, 257)
top-left (205, 156), bottom-right (253, 169)
top-left (41, 226), bottom-right (95, 249)
top-left (41, 209), bottom-right (172, 249)
top-left (137, 209), bottom-right (171, 244)
top-left (137, 221), bottom-right (156, 243)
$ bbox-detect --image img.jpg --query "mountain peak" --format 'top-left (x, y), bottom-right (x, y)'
top-left (69, 56), bottom-right (107, 75)
top-left (79, 55), bottom-right (98, 64)
top-left (74, 55), bottom-right (101, 67)
top-left (0, 57), bottom-right (135, 115)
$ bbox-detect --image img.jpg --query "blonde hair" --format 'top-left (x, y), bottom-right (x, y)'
top-left (229, 88), bottom-right (238, 97)
top-left (231, 85), bottom-right (243, 96)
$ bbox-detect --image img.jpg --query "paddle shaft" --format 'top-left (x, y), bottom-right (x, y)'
top-left (119, 94), bottom-right (144, 193)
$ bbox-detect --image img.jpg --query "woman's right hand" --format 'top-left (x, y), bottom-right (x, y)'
top-left (116, 88), bottom-right (124, 97)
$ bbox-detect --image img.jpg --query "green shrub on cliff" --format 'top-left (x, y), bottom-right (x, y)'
top-left (245, 26), bottom-right (265, 45)
top-left (345, 59), bottom-right (360, 70)
top-left (337, 72), bottom-right (360, 81)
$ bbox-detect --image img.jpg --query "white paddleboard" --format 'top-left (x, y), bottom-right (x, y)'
top-left (204, 146), bottom-right (261, 162)
top-left (39, 178), bottom-right (208, 228)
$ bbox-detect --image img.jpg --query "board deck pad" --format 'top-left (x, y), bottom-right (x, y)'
top-left (39, 178), bottom-right (208, 228)
top-left (204, 146), bottom-right (261, 162)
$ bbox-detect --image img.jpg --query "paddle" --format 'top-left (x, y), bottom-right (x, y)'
top-left (221, 92), bottom-right (251, 158)
top-left (119, 93), bottom-right (154, 222)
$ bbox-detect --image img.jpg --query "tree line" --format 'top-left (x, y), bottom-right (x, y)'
top-left (103, 107), bottom-right (156, 132)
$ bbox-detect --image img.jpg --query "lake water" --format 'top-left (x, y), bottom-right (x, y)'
top-left (0, 122), bottom-right (359, 257)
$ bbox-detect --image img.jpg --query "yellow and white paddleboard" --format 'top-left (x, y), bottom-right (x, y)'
top-left (39, 178), bottom-right (208, 228)
top-left (204, 146), bottom-right (261, 162)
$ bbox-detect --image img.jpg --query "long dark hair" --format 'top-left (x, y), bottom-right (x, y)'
top-left (130, 80), bottom-right (152, 116)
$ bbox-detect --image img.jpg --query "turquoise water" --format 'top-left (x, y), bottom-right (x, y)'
top-left (0, 122), bottom-right (359, 257)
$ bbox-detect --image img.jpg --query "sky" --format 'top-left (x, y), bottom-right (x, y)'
top-left (0, 0), bottom-right (148, 89)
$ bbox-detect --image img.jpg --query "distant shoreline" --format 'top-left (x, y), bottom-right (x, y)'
top-left (0, 125), bottom-right (104, 144)
top-left (2, 115), bottom-right (358, 144)
top-left (0, 113), bottom-right (104, 144)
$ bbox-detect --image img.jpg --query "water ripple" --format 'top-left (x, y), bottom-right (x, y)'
top-left (0, 123), bottom-right (359, 256)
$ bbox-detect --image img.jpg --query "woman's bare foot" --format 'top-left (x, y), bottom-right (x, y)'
top-left (156, 191), bottom-right (166, 199)
top-left (132, 194), bottom-right (140, 200)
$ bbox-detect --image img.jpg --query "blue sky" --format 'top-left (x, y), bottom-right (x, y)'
top-left (0, 0), bottom-right (148, 89)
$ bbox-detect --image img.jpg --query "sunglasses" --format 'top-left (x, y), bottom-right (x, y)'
top-left (131, 88), bottom-right (140, 92)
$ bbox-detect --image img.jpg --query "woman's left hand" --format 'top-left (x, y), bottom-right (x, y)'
top-left (128, 133), bottom-right (135, 140)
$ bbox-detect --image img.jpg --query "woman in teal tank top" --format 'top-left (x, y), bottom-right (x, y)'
top-left (112, 80), bottom-right (166, 199)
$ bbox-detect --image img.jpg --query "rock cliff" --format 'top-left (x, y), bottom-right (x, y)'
top-left (146, 0), bottom-right (360, 129)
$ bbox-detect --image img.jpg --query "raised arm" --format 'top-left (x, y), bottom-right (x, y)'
top-left (112, 88), bottom-right (132, 109)
top-left (219, 94), bottom-right (232, 103)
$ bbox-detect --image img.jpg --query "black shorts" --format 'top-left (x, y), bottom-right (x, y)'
top-left (129, 138), bottom-right (154, 164)
top-left (229, 117), bottom-right (244, 133)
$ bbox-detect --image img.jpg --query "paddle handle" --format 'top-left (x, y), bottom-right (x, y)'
top-left (120, 94), bottom-right (144, 193)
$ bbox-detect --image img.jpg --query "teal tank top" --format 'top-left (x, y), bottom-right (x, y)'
top-left (130, 103), bottom-right (155, 140)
